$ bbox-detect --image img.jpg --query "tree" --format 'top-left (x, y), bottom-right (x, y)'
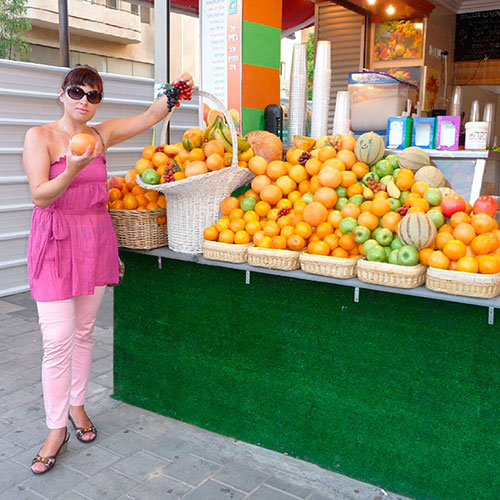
top-left (306, 31), bottom-right (314, 100)
top-left (0, 0), bottom-right (31, 61)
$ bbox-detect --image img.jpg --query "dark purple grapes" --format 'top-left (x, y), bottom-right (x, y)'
top-left (277, 207), bottom-right (291, 220)
top-left (298, 152), bottom-right (311, 166)
top-left (164, 172), bottom-right (175, 183)
top-left (165, 80), bottom-right (192, 111)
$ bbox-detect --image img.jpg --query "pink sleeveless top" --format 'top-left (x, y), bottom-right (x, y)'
top-left (27, 154), bottom-right (119, 302)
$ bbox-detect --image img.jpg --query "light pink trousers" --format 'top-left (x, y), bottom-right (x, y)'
top-left (36, 286), bottom-right (106, 429)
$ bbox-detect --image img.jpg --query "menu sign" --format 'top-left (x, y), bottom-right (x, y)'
top-left (201, 0), bottom-right (242, 128)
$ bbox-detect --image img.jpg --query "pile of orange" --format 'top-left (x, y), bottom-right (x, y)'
top-left (419, 211), bottom-right (500, 274)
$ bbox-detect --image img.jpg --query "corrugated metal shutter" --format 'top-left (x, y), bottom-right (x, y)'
top-left (0, 59), bottom-right (197, 297)
top-left (315, 2), bottom-right (365, 134)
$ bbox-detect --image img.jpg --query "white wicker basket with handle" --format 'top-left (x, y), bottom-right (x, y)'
top-left (137, 89), bottom-right (254, 254)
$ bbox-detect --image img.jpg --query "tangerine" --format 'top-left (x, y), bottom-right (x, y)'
top-left (255, 201), bottom-right (271, 217)
top-left (336, 149), bottom-right (356, 169)
top-left (235, 230), bottom-right (251, 245)
top-left (358, 211), bottom-right (379, 231)
top-left (257, 236), bottom-right (272, 248)
top-left (246, 220), bottom-right (262, 235)
top-left (318, 146), bottom-right (337, 162)
top-left (203, 226), bottom-right (218, 241)
top-left (341, 170), bottom-right (357, 188)
top-left (450, 211), bottom-right (471, 228)
top-left (295, 221), bottom-right (313, 239)
top-left (108, 188), bottom-right (122, 202)
top-left (436, 232), bottom-right (454, 250)
top-left (339, 234), bottom-right (356, 251)
top-left (341, 203), bottom-right (361, 220)
top-left (251, 175), bottom-right (272, 194)
top-left (280, 225), bottom-right (295, 239)
top-left (271, 235), bottom-right (287, 249)
top-left (411, 181), bottom-right (431, 197)
top-left (314, 187), bottom-right (338, 209)
top-left (324, 234), bottom-right (339, 250)
top-left (152, 152), bottom-right (169, 167)
top-left (351, 162), bottom-right (369, 179)
top-left (470, 234), bottom-right (492, 255)
top-left (478, 255), bottom-right (500, 274)
top-left (332, 247), bottom-right (349, 258)
top-left (443, 239), bottom-right (467, 260)
top-left (142, 145), bottom-right (155, 160)
top-left (287, 235), bottom-right (306, 251)
top-left (303, 202), bottom-right (328, 227)
top-left (218, 229), bottom-right (235, 244)
top-left (305, 158), bottom-right (322, 176)
top-left (428, 250), bottom-right (450, 269)
top-left (419, 247), bottom-right (433, 266)
top-left (456, 256), bottom-right (479, 273)
top-left (248, 156), bottom-right (268, 175)
top-left (220, 197), bottom-right (240, 215)
top-left (135, 158), bottom-right (153, 175)
top-left (316, 222), bottom-right (334, 239)
top-left (371, 198), bottom-right (391, 217)
top-left (471, 213), bottom-right (494, 234)
top-left (288, 164), bottom-right (308, 184)
top-left (206, 154), bottom-right (224, 171)
top-left (308, 240), bottom-right (330, 256)
top-left (327, 210), bottom-right (343, 228)
top-left (452, 223), bottom-right (476, 245)
top-left (204, 140), bottom-right (225, 157)
top-left (381, 212), bottom-right (401, 232)
top-left (322, 158), bottom-right (345, 171)
top-left (260, 185), bottom-right (283, 205)
top-left (110, 200), bottom-right (124, 209)
top-left (122, 193), bottom-right (138, 210)
top-left (347, 183), bottom-right (363, 197)
top-left (266, 161), bottom-right (288, 180)
top-left (318, 166), bottom-right (342, 188)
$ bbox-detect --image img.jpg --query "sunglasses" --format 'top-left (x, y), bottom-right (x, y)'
top-left (66, 85), bottom-right (103, 104)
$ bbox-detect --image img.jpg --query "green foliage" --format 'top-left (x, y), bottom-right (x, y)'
top-left (0, 0), bottom-right (31, 61)
top-left (307, 31), bottom-right (314, 100)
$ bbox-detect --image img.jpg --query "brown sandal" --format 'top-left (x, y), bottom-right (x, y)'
top-left (31, 428), bottom-right (70, 475)
top-left (68, 413), bottom-right (97, 443)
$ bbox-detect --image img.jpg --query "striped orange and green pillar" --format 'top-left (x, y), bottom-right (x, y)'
top-left (241, 0), bottom-right (282, 135)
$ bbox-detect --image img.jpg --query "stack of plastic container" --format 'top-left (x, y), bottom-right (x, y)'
top-left (287, 43), bottom-right (308, 147)
top-left (332, 90), bottom-right (351, 136)
top-left (311, 41), bottom-right (331, 139)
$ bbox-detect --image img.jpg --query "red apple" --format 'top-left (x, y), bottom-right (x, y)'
top-left (472, 195), bottom-right (498, 217)
top-left (441, 194), bottom-right (466, 218)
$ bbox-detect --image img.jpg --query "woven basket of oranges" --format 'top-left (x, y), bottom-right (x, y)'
top-left (426, 268), bottom-right (500, 298)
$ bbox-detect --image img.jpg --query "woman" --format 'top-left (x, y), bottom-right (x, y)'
top-left (23, 65), bottom-right (193, 474)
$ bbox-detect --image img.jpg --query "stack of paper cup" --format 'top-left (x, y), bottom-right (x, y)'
top-left (450, 86), bottom-right (462, 117)
top-left (288, 43), bottom-right (308, 147)
top-left (332, 91), bottom-right (351, 136)
top-left (470, 99), bottom-right (480, 122)
top-left (311, 41), bottom-right (331, 139)
top-left (483, 102), bottom-right (496, 147)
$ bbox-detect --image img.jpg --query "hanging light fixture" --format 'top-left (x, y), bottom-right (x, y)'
top-left (367, 0), bottom-right (376, 5)
top-left (386, 4), bottom-right (395, 15)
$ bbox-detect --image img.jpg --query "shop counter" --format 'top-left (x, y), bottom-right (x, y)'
top-left (113, 249), bottom-right (500, 500)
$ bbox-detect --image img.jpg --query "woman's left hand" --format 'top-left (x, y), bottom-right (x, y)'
top-left (173, 73), bottom-right (194, 89)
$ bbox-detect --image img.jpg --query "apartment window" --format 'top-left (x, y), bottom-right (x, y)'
top-left (106, 0), bottom-right (117, 8)
top-left (140, 6), bottom-right (151, 24)
top-left (130, 3), bottom-right (139, 15)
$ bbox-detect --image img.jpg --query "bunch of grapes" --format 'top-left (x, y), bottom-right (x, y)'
top-left (396, 205), bottom-right (410, 216)
top-left (298, 152), bottom-right (311, 166)
top-left (155, 146), bottom-right (164, 153)
top-left (163, 172), bottom-right (175, 183)
top-left (366, 177), bottom-right (386, 193)
top-left (330, 133), bottom-right (343, 151)
top-left (277, 207), bottom-right (291, 220)
top-left (165, 80), bottom-right (192, 112)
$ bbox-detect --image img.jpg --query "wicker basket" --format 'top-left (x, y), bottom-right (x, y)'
top-left (357, 260), bottom-right (426, 289)
top-left (300, 253), bottom-right (361, 279)
top-left (109, 208), bottom-right (167, 250)
top-left (247, 246), bottom-right (300, 271)
top-left (137, 89), bottom-right (254, 254)
top-left (426, 267), bottom-right (500, 298)
top-left (202, 241), bottom-right (249, 263)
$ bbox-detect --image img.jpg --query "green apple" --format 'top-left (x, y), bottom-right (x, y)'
top-left (390, 235), bottom-right (404, 250)
top-left (385, 154), bottom-right (399, 170)
top-left (380, 175), bottom-right (393, 186)
top-left (336, 186), bottom-right (348, 198)
top-left (349, 194), bottom-right (364, 206)
top-left (397, 245), bottom-right (420, 266)
top-left (366, 245), bottom-right (386, 262)
top-left (353, 225), bottom-right (371, 244)
top-left (363, 239), bottom-right (379, 255)
top-left (302, 192), bottom-right (314, 204)
top-left (375, 159), bottom-right (393, 178)
top-left (427, 209), bottom-right (445, 229)
top-left (339, 217), bottom-right (358, 235)
top-left (240, 196), bottom-right (257, 212)
top-left (362, 172), bottom-right (379, 186)
top-left (335, 197), bottom-right (348, 211)
top-left (388, 198), bottom-right (402, 211)
top-left (375, 227), bottom-right (393, 247)
top-left (372, 227), bottom-right (382, 240)
top-left (400, 190), bottom-right (410, 204)
top-left (424, 187), bottom-right (442, 206)
top-left (393, 168), bottom-right (400, 178)
top-left (142, 168), bottom-right (160, 185)
top-left (384, 246), bottom-right (392, 260)
top-left (388, 249), bottom-right (400, 264)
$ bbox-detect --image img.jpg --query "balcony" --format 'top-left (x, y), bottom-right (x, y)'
top-left (26, 0), bottom-right (142, 44)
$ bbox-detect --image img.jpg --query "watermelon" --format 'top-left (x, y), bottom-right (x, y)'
top-left (354, 132), bottom-right (385, 165)
top-left (398, 212), bottom-right (437, 250)
top-left (398, 147), bottom-right (430, 172)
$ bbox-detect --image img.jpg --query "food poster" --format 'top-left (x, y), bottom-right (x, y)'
top-left (373, 19), bottom-right (424, 62)
top-left (422, 66), bottom-right (442, 112)
top-left (377, 66), bottom-right (421, 87)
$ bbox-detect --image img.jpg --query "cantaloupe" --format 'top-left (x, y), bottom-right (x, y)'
top-left (354, 132), bottom-right (385, 165)
top-left (398, 212), bottom-right (437, 250)
top-left (398, 147), bottom-right (430, 172)
top-left (414, 165), bottom-right (445, 187)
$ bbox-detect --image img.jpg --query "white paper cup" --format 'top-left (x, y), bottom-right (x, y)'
top-left (315, 41), bottom-right (331, 71)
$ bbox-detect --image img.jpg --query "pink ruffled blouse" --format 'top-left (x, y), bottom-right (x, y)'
top-left (27, 154), bottom-right (119, 302)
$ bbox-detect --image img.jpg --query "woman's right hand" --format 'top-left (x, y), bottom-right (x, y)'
top-left (65, 139), bottom-right (102, 178)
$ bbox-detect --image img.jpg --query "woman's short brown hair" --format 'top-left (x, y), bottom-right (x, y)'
top-left (61, 64), bottom-right (103, 93)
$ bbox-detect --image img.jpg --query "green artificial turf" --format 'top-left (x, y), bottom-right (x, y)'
top-left (114, 252), bottom-right (500, 500)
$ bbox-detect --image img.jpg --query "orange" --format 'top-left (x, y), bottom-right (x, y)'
top-left (381, 212), bottom-right (402, 233)
top-left (303, 202), bottom-right (328, 227)
top-left (215, 217), bottom-right (230, 232)
top-left (318, 146), bottom-right (337, 162)
top-left (277, 215), bottom-right (291, 229)
top-left (229, 208), bottom-right (244, 220)
top-left (478, 255), bottom-right (500, 274)
top-left (276, 199), bottom-right (293, 210)
top-left (349, 247), bottom-right (360, 257)
top-left (229, 218), bottom-right (246, 233)
top-left (271, 235), bottom-right (287, 249)
top-left (295, 221), bottom-right (313, 239)
top-left (136, 194), bottom-right (148, 207)
top-left (408, 206), bottom-right (426, 214)
top-left (280, 225), bottom-right (295, 239)
top-left (336, 149), bottom-right (356, 169)
top-left (146, 201), bottom-right (160, 210)
top-left (136, 206), bottom-right (147, 211)
top-left (108, 188), bottom-right (122, 202)
top-left (136, 158), bottom-right (153, 175)
top-left (286, 148), bottom-right (305, 165)
top-left (351, 162), bottom-right (369, 179)
top-left (318, 166), bottom-right (342, 188)
top-left (151, 152), bottom-right (169, 167)
top-left (360, 201), bottom-right (373, 213)
top-left (419, 248), bottom-right (433, 266)
top-left (341, 135), bottom-right (356, 151)
top-left (188, 148), bottom-right (206, 162)
top-left (358, 211), bottom-right (379, 231)
top-left (293, 201), bottom-right (307, 215)
top-left (218, 229), bottom-right (235, 244)
top-left (396, 174), bottom-right (414, 191)
top-left (327, 210), bottom-right (343, 228)
top-left (450, 211), bottom-right (471, 228)
top-left (203, 226), bottom-right (218, 241)
top-left (288, 210), bottom-right (303, 226)
top-left (373, 191), bottom-right (389, 200)
top-left (456, 257), bottom-right (479, 273)
top-left (428, 250), bottom-right (450, 269)
top-left (257, 236), bottom-right (272, 248)
top-left (485, 232), bottom-right (499, 252)
top-left (255, 201), bottom-right (271, 218)
top-left (243, 210), bottom-right (259, 223)
top-left (309, 175), bottom-right (321, 194)
top-left (340, 170), bottom-right (357, 188)
top-left (263, 220), bottom-right (280, 237)
top-left (347, 183), bottom-right (363, 198)
top-left (204, 140), bottom-right (225, 157)
top-left (411, 181), bottom-right (431, 197)
top-left (288, 165), bottom-right (308, 184)
top-left (173, 171), bottom-right (186, 181)
top-left (246, 220), bottom-right (262, 235)
top-left (322, 158), bottom-right (345, 172)
top-left (176, 149), bottom-right (190, 164)
top-left (185, 161), bottom-right (208, 177)
top-left (314, 187), bottom-right (337, 209)
top-left (371, 198), bottom-right (391, 217)
top-left (251, 175), bottom-right (272, 194)
top-left (453, 223), bottom-right (476, 245)
top-left (436, 232), bottom-right (454, 250)
top-left (206, 154), bottom-right (224, 171)
top-left (131, 185), bottom-right (147, 196)
top-left (471, 214), bottom-right (494, 234)
top-left (339, 234), bottom-right (356, 251)
top-left (248, 156), bottom-right (268, 175)
top-left (443, 239), bottom-right (467, 260)
top-left (287, 234), bottom-right (306, 251)
top-left (266, 161), bottom-right (288, 180)
top-left (341, 203), bottom-right (361, 220)
top-left (308, 240), bottom-right (330, 256)
top-left (324, 233), bottom-right (339, 251)
top-left (110, 200), bottom-right (124, 209)
top-left (144, 190), bottom-right (159, 203)
top-left (305, 158), bottom-right (322, 176)
top-left (412, 198), bottom-right (430, 212)
top-left (267, 208), bottom-right (280, 221)
top-left (298, 180), bottom-right (311, 194)
top-left (220, 197), bottom-right (240, 215)
top-left (142, 145), bottom-right (155, 160)
top-left (465, 201), bottom-right (473, 214)
top-left (332, 247), bottom-right (349, 258)
top-left (122, 193), bottom-right (138, 210)
top-left (470, 234), bottom-right (492, 256)
top-left (260, 185), bottom-right (283, 205)
top-left (405, 193), bottom-right (422, 206)
top-left (288, 190), bottom-right (302, 204)
top-left (253, 230), bottom-right (265, 246)
top-left (439, 224), bottom-right (454, 234)
top-left (316, 222), bottom-right (334, 239)
top-left (234, 230), bottom-right (251, 245)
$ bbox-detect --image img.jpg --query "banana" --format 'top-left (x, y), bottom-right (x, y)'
top-left (237, 136), bottom-right (250, 153)
top-left (362, 186), bottom-right (374, 200)
top-left (214, 120), bottom-right (233, 153)
top-left (204, 121), bottom-right (217, 141)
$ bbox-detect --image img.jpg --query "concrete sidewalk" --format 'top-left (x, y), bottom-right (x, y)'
top-left (0, 289), bottom-right (410, 500)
